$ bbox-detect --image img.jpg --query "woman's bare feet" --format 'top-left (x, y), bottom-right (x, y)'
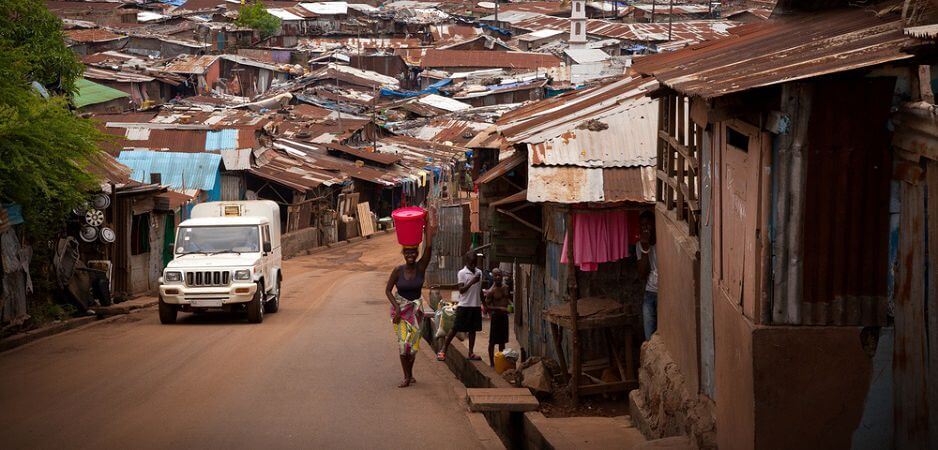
top-left (409, 377), bottom-right (416, 384)
top-left (398, 378), bottom-right (412, 388)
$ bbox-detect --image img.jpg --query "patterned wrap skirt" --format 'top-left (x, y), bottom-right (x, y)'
top-left (392, 294), bottom-right (424, 356)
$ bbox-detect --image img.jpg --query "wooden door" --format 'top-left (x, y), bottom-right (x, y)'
top-left (717, 120), bottom-right (763, 320)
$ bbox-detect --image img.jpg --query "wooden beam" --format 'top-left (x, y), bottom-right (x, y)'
top-left (496, 208), bottom-right (543, 234)
top-left (894, 176), bottom-right (929, 449)
top-left (566, 209), bottom-right (581, 405)
top-left (466, 388), bottom-right (539, 412)
top-left (658, 131), bottom-right (700, 172)
top-left (771, 83), bottom-right (812, 325)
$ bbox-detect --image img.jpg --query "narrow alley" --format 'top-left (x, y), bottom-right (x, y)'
top-left (0, 234), bottom-right (493, 449)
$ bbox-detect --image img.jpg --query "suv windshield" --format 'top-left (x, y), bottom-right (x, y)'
top-left (176, 226), bottom-right (260, 254)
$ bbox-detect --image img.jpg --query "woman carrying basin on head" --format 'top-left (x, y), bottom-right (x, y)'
top-left (385, 205), bottom-right (436, 388)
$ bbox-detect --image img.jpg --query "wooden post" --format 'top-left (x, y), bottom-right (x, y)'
top-left (566, 208), bottom-right (581, 404)
top-left (771, 83), bottom-right (812, 324)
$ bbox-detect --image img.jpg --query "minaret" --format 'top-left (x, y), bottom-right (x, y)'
top-left (569, 0), bottom-right (587, 49)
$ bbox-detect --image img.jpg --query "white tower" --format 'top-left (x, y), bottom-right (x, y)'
top-left (569, 0), bottom-right (587, 49)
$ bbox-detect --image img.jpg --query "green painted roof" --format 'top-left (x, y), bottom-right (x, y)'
top-left (73, 78), bottom-right (129, 108)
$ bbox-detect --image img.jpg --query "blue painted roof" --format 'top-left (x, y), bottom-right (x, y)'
top-left (205, 129), bottom-right (239, 151)
top-left (117, 151), bottom-right (221, 192)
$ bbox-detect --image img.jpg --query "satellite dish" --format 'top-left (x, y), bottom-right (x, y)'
top-left (99, 227), bottom-right (116, 243)
top-left (79, 226), bottom-right (99, 243)
top-left (92, 193), bottom-right (111, 210)
top-left (85, 209), bottom-right (105, 227)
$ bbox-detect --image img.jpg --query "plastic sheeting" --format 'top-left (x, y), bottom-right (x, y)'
top-left (380, 78), bottom-right (452, 98)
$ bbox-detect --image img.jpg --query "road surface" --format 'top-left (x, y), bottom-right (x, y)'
top-left (0, 234), bottom-right (488, 449)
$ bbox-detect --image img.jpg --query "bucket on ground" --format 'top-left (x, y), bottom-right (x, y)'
top-left (391, 206), bottom-right (426, 246)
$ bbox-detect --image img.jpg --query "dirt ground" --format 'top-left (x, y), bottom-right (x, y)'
top-left (0, 234), bottom-right (493, 449)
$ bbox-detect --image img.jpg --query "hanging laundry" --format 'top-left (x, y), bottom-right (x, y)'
top-left (560, 210), bottom-right (631, 272)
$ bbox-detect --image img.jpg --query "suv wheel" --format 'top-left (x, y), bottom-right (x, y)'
top-left (158, 299), bottom-right (177, 324)
top-left (265, 275), bottom-right (282, 313)
top-left (247, 282), bottom-right (265, 324)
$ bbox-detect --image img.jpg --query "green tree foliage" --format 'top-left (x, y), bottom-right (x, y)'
top-left (235, 1), bottom-right (282, 38)
top-left (0, 0), bottom-right (104, 239)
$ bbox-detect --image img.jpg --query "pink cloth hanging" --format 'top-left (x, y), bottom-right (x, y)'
top-left (561, 210), bottom-right (631, 272)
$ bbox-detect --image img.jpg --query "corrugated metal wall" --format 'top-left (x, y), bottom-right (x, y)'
top-left (801, 78), bottom-right (893, 325)
top-left (427, 203), bottom-right (470, 287)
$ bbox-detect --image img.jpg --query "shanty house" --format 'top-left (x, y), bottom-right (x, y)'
top-left (630, 5), bottom-right (938, 449)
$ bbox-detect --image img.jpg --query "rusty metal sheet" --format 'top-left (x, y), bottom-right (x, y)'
top-left (527, 165), bottom-right (605, 203)
top-left (633, 8), bottom-right (921, 99)
top-left (477, 151), bottom-right (525, 185)
top-left (525, 98), bottom-right (658, 168)
top-left (419, 50), bottom-right (562, 69)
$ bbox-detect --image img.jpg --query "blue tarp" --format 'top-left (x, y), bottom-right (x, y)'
top-left (380, 78), bottom-right (452, 98)
top-left (478, 23), bottom-right (511, 36)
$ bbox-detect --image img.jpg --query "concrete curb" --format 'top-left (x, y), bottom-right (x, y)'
top-left (0, 297), bottom-right (158, 354)
top-left (423, 319), bottom-right (570, 449)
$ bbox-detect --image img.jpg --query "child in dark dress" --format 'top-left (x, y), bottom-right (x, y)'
top-left (483, 269), bottom-right (510, 367)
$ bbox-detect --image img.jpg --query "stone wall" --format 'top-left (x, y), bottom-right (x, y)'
top-left (282, 227), bottom-right (320, 258)
top-left (629, 334), bottom-right (716, 449)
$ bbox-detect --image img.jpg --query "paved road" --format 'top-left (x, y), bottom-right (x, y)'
top-left (0, 234), bottom-right (487, 449)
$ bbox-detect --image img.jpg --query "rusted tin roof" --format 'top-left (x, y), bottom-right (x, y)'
top-left (64, 28), bottom-right (126, 43)
top-left (632, 8), bottom-right (922, 99)
top-left (498, 76), bottom-right (659, 167)
top-left (476, 150), bottom-right (525, 185)
top-left (325, 143), bottom-right (403, 165)
top-left (527, 166), bottom-right (655, 204)
top-left (249, 151), bottom-right (343, 191)
top-left (419, 50), bottom-right (562, 69)
top-left (162, 55), bottom-right (220, 75)
top-left (586, 20), bottom-right (734, 42)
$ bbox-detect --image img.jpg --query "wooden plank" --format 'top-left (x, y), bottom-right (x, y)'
top-left (466, 388), bottom-right (539, 412)
top-left (658, 131), bottom-right (700, 174)
top-left (927, 160), bottom-right (938, 450)
top-left (577, 381), bottom-right (637, 396)
top-left (356, 202), bottom-right (374, 237)
top-left (566, 208), bottom-right (581, 405)
top-left (550, 322), bottom-right (568, 380)
top-left (771, 83), bottom-right (812, 324)
top-left (894, 178), bottom-right (929, 449)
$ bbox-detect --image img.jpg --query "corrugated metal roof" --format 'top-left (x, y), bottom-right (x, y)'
top-left (84, 67), bottom-right (155, 83)
top-left (563, 48), bottom-right (611, 64)
top-left (205, 129), bottom-right (239, 151)
top-left (162, 55), bottom-right (219, 75)
top-left (477, 150), bottom-right (525, 185)
top-left (526, 99), bottom-right (657, 168)
top-left (267, 7), bottom-right (304, 20)
top-left (64, 28), bottom-right (126, 43)
top-left (418, 94), bottom-right (472, 112)
top-left (498, 76), bottom-right (658, 159)
top-left (249, 151), bottom-right (342, 191)
top-left (527, 166), bottom-right (655, 204)
top-left (632, 8), bottom-right (921, 99)
top-left (220, 148), bottom-right (252, 171)
top-left (325, 143), bottom-right (403, 165)
top-left (73, 78), bottom-right (129, 108)
top-left (299, 2), bottom-right (349, 15)
top-left (420, 50), bottom-right (562, 69)
top-left (117, 150), bottom-right (221, 192)
top-left (586, 20), bottom-right (734, 42)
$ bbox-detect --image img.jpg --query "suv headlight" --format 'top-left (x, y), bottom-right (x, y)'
top-left (234, 269), bottom-right (251, 281)
top-left (164, 271), bottom-right (182, 282)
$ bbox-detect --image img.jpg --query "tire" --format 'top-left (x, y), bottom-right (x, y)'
top-left (158, 299), bottom-right (177, 324)
top-left (265, 275), bottom-right (282, 313)
top-left (247, 282), bottom-right (265, 324)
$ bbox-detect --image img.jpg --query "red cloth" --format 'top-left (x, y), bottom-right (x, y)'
top-left (560, 210), bottom-right (631, 272)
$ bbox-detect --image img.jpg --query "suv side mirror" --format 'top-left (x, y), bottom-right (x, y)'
top-left (263, 242), bottom-right (272, 253)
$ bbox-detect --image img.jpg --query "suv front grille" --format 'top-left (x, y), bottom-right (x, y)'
top-left (186, 271), bottom-right (230, 287)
